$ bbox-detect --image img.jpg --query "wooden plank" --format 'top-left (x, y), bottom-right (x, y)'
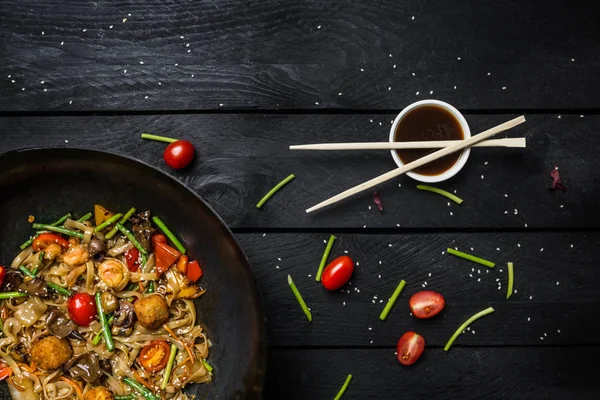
top-left (266, 347), bottom-right (599, 399)
top-left (1, 0), bottom-right (599, 111)
top-left (0, 113), bottom-right (590, 229)
top-left (236, 232), bottom-right (600, 347)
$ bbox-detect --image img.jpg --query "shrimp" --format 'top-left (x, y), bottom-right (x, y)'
top-left (62, 241), bottom-right (89, 267)
top-left (98, 258), bottom-right (129, 291)
top-left (43, 243), bottom-right (62, 261)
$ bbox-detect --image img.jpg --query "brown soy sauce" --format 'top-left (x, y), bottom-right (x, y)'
top-left (394, 105), bottom-right (463, 176)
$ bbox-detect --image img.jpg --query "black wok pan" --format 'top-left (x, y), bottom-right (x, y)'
top-left (0, 148), bottom-right (266, 400)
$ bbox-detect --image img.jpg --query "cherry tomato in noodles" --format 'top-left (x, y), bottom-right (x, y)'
top-left (68, 292), bottom-right (97, 326)
top-left (409, 291), bottom-right (445, 319)
top-left (164, 140), bottom-right (195, 170)
top-left (396, 332), bottom-right (425, 366)
top-left (321, 255), bottom-right (354, 291)
top-left (139, 340), bottom-right (171, 372)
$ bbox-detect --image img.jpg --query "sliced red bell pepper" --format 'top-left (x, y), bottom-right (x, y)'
top-left (153, 241), bottom-right (181, 276)
top-left (32, 233), bottom-right (69, 252)
top-left (186, 260), bottom-right (203, 282)
top-left (124, 248), bottom-right (141, 272)
top-left (151, 234), bottom-right (167, 246)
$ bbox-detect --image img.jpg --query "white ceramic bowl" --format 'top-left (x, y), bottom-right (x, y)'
top-left (389, 99), bottom-right (471, 183)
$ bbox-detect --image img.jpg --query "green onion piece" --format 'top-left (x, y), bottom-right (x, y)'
top-left (31, 223), bottom-right (84, 239)
top-left (287, 275), bottom-right (312, 322)
top-left (141, 133), bottom-right (178, 144)
top-left (447, 248), bottom-right (495, 268)
top-left (256, 174), bottom-right (295, 209)
top-left (151, 216), bottom-right (186, 254)
top-left (31, 267), bottom-right (39, 276)
top-left (0, 292), bottom-right (27, 300)
top-left (123, 377), bottom-right (160, 400)
top-left (379, 279), bottom-right (407, 321)
top-left (116, 223), bottom-right (148, 256)
top-left (76, 212), bottom-right (93, 223)
top-left (92, 315), bottom-right (114, 345)
top-left (416, 185), bottom-right (463, 205)
top-left (105, 207), bottom-right (137, 240)
top-left (47, 282), bottom-right (72, 297)
top-left (444, 307), bottom-right (495, 351)
top-left (19, 236), bottom-right (36, 250)
top-left (94, 213), bottom-right (123, 232)
top-left (146, 281), bottom-right (155, 294)
top-left (333, 374), bottom-right (353, 400)
top-left (161, 343), bottom-right (178, 390)
top-left (115, 396), bottom-right (136, 400)
top-left (202, 359), bottom-right (213, 373)
top-left (315, 235), bottom-right (336, 282)
top-left (18, 266), bottom-right (37, 278)
top-left (50, 213), bottom-right (72, 227)
top-left (38, 251), bottom-right (45, 263)
top-left (96, 292), bottom-right (114, 352)
top-left (506, 262), bottom-right (514, 300)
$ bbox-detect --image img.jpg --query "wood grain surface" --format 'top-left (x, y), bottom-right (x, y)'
top-left (1, 0), bottom-right (599, 111)
top-left (0, 113), bottom-right (587, 229)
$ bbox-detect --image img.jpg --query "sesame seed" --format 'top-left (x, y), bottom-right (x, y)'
top-left (65, 140), bottom-right (69, 143)
top-left (570, 244), bottom-right (574, 248)
top-left (140, 61), bottom-right (144, 64)
top-left (144, 96), bottom-right (148, 99)
top-left (540, 248), bottom-right (544, 252)
top-left (449, 212), bottom-right (453, 216)
top-left (343, 302), bottom-right (346, 306)
top-left (123, 18), bottom-right (128, 23)
top-left (368, 206), bottom-right (371, 210)
top-left (558, 115), bottom-right (562, 119)
top-left (411, 16), bottom-right (415, 20)
top-left (416, 91), bottom-right (419, 95)
top-left (360, 68), bottom-right (364, 72)
top-left (83, 29), bottom-right (87, 32)
top-left (378, 274), bottom-right (381, 278)
top-left (275, 266), bottom-right (279, 269)
top-left (338, 92), bottom-right (342, 96)
top-left (370, 340), bottom-right (373, 344)
top-left (317, 25), bottom-right (321, 29)
top-left (388, 87), bottom-right (391, 91)
top-left (42, 31), bottom-right (44, 35)
top-left (61, 41), bottom-right (64, 45)
top-left (43, 89), bottom-right (47, 92)
top-left (430, 90), bottom-right (433, 94)
top-left (457, 57), bottom-right (461, 60)
top-left (389, 54), bottom-right (392, 58)
top-left (469, 274), bottom-right (473, 278)
top-left (481, 175), bottom-right (484, 179)
top-left (477, 278), bottom-right (481, 282)
top-left (388, 244), bottom-right (393, 247)
top-left (571, 58), bottom-right (575, 62)
top-left (540, 337), bottom-right (544, 340)
top-left (412, 72), bottom-right (416, 76)
top-left (187, 50), bottom-right (191, 53)
top-left (487, 72), bottom-right (491, 76)
top-left (502, 86), bottom-right (506, 90)
top-left (124, 69), bottom-right (127, 73)
top-left (369, 119), bottom-right (373, 123)
top-left (528, 317), bottom-right (531, 321)
top-left (504, 193), bottom-right (508, 197)
top-left (186, 43), bottom-right (190, 47)
top-left (556, 281), bottom-right (560, 285)
top-left (219, 103), bottom-right (224, 107)
top-left (10, 80), bottom-right (14, 83)
top-left (368, 327), bottom-right (372, 331)
top-left (393, 65), bottom-right (396, 68)
top-left (517, 243), bottom-right (521, 247)
top-left (514, 289), bottom-right (517, 293)
top-left (529, 296), bottom-right (533, 300)
top-left (428, 273), bottom-right (431, 277)
top-left (308, 274), bottom-right (311, 277)
top-left (557, 329), bottom-right (561, 333)
top-left (109, 25), bottom-right (113, 29)
top-left (454, 85), bottom-right (457, 89)
top-left (544, 333), bottom-right (547, 337)
top-left (69, 100), bottom-right (73, 104)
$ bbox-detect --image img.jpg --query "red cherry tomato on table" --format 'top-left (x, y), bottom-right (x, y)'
top-left (139, 340), bottom-right (171, 372)
top-left (397, 332), bottom-right (425, 366)
top-left (164, 140), bottom-right (195, 169)
top-left (68, 293), bottom-right (97, 326)
top-left (321, 255), bottom-right (354, 291)
top-left (124, 248), bottom-right (141, 272)
top-left (409, 291), bottom-right (445, 319)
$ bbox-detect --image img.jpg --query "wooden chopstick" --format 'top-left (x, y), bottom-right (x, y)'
top-left (290, 138), bottom-right (525, 150)
top-left (305, 116), bottom-right (526, 213)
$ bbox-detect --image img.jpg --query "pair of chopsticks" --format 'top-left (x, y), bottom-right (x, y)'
top-left (293, 116), bottom-right (526, 213)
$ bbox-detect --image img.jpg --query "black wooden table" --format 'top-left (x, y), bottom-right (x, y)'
top-left (1, 1), bottom-right (599, 399)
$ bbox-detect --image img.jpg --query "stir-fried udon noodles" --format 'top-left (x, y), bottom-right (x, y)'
top-left (0, 207), bottom-right (212, 400)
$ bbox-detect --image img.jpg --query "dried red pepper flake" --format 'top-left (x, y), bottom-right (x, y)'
top-left (373, 191), bottom-right (384, 212)
top-left (549, 166), bottom-right (567, 193)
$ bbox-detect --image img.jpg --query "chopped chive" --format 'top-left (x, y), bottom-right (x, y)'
top-left (141, 133), bottom-right (178, 144)
top-left (146, 281), bottom-right (155, 294)
top-left (256, 174), bottom-right (295, 209)
top-left (96, 292), bottom-right (114, 352)
top-left (379, 279), bottom-right (407, 321)
top-left (76, 212), bottom-right (93, 223)
top-left (92, 316), bottom-right (114, 345)
top-left (333, 374), bottom-right (353, 400)
top-left (18, 266), bottom-right (37, 278)
top-left (506, 262), bottom-right (514, 300)
top-left (161, 343), bottom-right (178, 389)
top-left (444, 307), bottom-right (495, 351)
top-left (315, 235), bottom-right (336, 282)
top-left (123, 377), bottom-right (160, 400)
top-left (0, 292), bottom-right (27, 300)
top-left (151, 216), bottom-right (186, 254)
top-left (50, 213), bottom-right (72, 227)
top-left (447, 248), bottom-right (495, 268)
top-left (202, 359), bottom-right (213, 373)
top-left (94, 213), bottom-right (123, 232)
top-left (47, 282), bottom-right (72, 297)
top-left (32, 223), bottom-right (84, 239)
top-left (287, 275), bottom-right (312, 322)
top-left (116, 223), bottom-right (148, 256)
top-left (105, 207), bottom-right (137, 240)
top-left (31, 267), bottom-right (39, 276)
top-left (416, 185), bottom-right (463, 204)
top-left (38, 251), bottom-right (45, 262)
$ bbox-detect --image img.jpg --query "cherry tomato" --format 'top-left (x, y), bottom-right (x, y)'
top-left (164, 140), bottom-right (195, 169)
top-left (0, 266), bottom-right (5, 289)
top-left (151, 234), bottom-right (167, 246)
top-left (124, 248), bottom-right (141, 272)
top-left (68, 293), bottom-right (97, 326)
top-left (32, 233), bottom-right (69, 252)
top-left (321, 255), bottom-right (354, 291)
top-left (396, 332), bottom-right (425, 366)
top-left (409, 291), bottom-right (445, 319)
top-left (139, 340), bottom-right (171, 372)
